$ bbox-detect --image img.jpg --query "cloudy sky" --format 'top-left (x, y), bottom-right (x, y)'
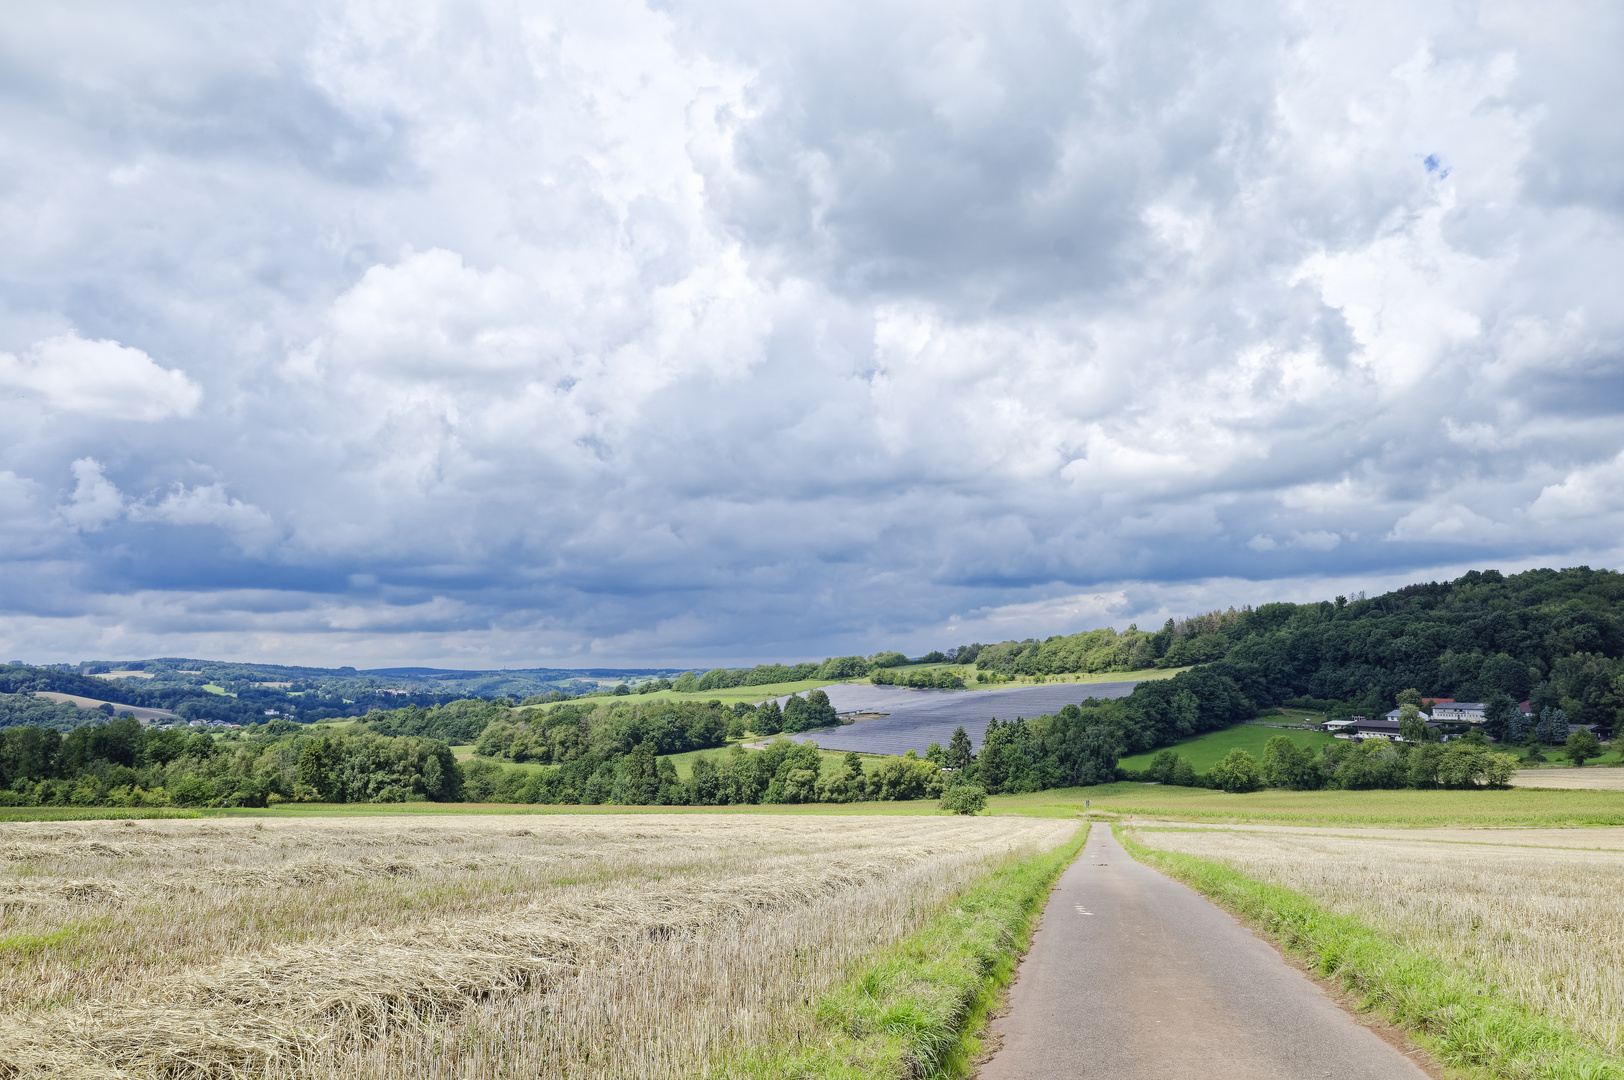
top-left (1, 0), bottom-right (1620, 668)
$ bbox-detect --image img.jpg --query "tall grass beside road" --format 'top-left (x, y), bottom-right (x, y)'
top-left (1121, 826), bottom-right (1624, 1080)
top-left (716, 822), bottom-right (1088, 1079)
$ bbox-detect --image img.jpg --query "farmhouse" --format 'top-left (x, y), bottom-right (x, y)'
top-left (1339, 717), bottom-right (1450, 742)
top-left (1429, 701), bottom-right (1486, 722)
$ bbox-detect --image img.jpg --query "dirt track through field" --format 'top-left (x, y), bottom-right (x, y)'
top-left (978, 826), bottom-right (1428, 1080)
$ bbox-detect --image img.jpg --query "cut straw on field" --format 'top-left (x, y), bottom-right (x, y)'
top-left (0, 814), bottom-right (1076, 1078)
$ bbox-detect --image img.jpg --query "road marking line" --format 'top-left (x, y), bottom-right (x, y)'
top-left (1075, 905), bottom-right (1093, 915)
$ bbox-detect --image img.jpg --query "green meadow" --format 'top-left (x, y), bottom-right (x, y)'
top-left (513, 663), bottom-right (1187, 712)
top-left (992, 782), bottom-right (1624, 828)
top-left (521, 677), bottom-right (843, 710)
top-left (7, 780), bottom-right (1614, 828)
top-left (1116, 723), bottom-right (1335, 773)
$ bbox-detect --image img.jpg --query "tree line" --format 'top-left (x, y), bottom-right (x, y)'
top-left (958, 568), bottom-right (1624, 736)
top-left (0, 680), bottom-right (1547, 809)
top-left (6, 565), bottom-right (1620, 808)
top-left (1124, 732), bottom-right (1520, 794)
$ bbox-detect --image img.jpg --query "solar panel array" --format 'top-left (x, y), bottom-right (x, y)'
top-left (780, 681), bottom-right (1142, 756)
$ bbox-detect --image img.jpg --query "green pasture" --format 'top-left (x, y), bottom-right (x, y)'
top-left (991, 782), bottom-right (1624, 828)
top-left (1117, 723), bottom-right (1334, 773)
top-left (661, 743), bottom-right (876, 780)
top-left (10, 781), bottom-right (1622, 826)
top-left (451, 739), bottom-right (875, 779)
top-left (1516, 747), bottom-right (1624, 767)
top-left (0, 807), bottom-right (205, 822)
top-left (904, 663), bottom-right (1188, 691)
top-left (522, 677), bottom-right (846, 711)
top-left (1259, 706), bottom-right (1329, 724)
top-left (206, 800), bottom-right (945, 818)
top-left (521, 664), bottom-right (1189, 709)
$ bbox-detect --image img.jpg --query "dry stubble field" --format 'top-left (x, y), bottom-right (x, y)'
top-left (1132, 824), bottom-right (1624, 1058)
top-left (0, 813), bottom-right (1076, 1078)
top-left (1510, 767), bottom-right (1624, 790)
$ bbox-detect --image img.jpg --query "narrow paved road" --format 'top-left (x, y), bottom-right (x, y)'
top-left (979, 825), bottom-right (1429, 1080)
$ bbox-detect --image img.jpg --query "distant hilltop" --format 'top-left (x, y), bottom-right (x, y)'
top-left (4, 565), bottom-right (1620, 734)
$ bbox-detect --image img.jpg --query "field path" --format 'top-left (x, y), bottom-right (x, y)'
top-left (978, 825), bottom-right (1429, 1080)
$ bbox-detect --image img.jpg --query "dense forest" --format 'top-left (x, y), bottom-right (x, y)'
top-left (1, 567), bottom-right (1619, 808)
top-left (0, 682), bottom-right (1529, 809)
top-left (958, 566), bottom-right (1624, 728)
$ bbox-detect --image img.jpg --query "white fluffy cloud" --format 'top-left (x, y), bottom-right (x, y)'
top-left (0, 334), bottom-right (201, 420)
top-left (0, 0), bottom-right (1620, 665)
top-left (59, 459), bottom-right (126, 531)
top-left (56, 458), bottom-right (274, 547)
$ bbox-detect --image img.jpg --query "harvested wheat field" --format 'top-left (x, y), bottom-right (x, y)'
top-left (1133, 826), bottom-right (1624, 1057)
top-left (0, 813), bottom-right (1075, 1078)
top-left (1510, 767), bottom-right (1624, 790)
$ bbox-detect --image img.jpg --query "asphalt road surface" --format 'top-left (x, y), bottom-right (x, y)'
top-left (978, 826), bottom-right (1430, 1080)
top-left (779, 681), bottom-right (1141, 756)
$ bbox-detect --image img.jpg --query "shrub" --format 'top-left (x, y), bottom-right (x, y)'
top-left (1435, 744), bottom-right (1518, 788)
top-left (1170, 757), bottom-right (1196, 786)
top-left (169, 774), bottom-right (213, 807)
top-left (817, 656), bottom-right (871, 679)
top-left (1208, 748), bottom-right (1261, 793)
top-left (868, 754), bottom-right (944, 801)
top-left (1565, 728), bottom-right (1602, 766)
top-left (1147, 748), bottom-right (1178, 784)
top-left (939, 783), bottom-right (987, 815)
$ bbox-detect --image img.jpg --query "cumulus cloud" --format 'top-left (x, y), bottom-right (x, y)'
top-left (0, 334), bottom-right (201, 420)
top-left (0, 0), bottom-right (1620, 664)
top-left (1387, 504), bottom-right (1506, 544)
top-left (1529, 451), bottom-right (1624, 530)
top-left (57, 458), bottom-right (275, 551)
top-left (58, 459), bottom-right (125, 531)
top-left (128, 483), bottom-right (276, 546)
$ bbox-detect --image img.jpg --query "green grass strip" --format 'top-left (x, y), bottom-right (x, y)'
top-left (1117, 826), bottom-right (1624, 1080)
top-left (0, 807), bottom-right (204, 822)
top-left (714, 822), bottom-right (1089, 1080)
top-left (0, 918), bottom-right (108, 957)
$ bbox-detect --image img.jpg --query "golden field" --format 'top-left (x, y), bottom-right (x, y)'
top-left (1509, 767), bottom-right (1624, 790)
top-left (0, 813), bottom-right (1074, 1078)
top-left (1131, 823), bottom-right (1624, 1057)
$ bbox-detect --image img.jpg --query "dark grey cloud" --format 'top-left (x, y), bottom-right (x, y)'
top-left (0, 0), bottom-right (1621, 666)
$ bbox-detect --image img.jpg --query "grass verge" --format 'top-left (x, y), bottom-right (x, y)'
top-left (0, 807), bottom-right (204, 822)
top-left (213, 800), bottom-right (948, 818)
top-left (991, 783), bottom-right (1624, 827)
top-left (1116, 826), bottom-right (1624, 1080)
top-left (714, 821), bottom-right (1089, 1079)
